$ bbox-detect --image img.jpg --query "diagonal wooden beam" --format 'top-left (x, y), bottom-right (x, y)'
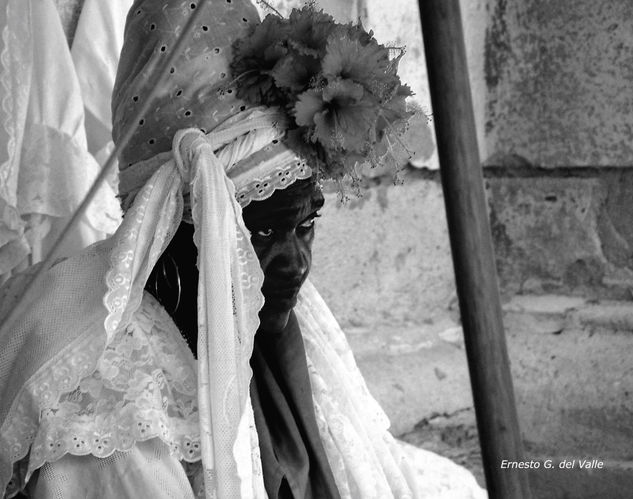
top-left (417, 1), bottom-right (532, 497)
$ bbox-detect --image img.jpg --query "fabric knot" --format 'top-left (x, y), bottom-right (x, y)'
top-left (172, 129), bottom-right (208, 184)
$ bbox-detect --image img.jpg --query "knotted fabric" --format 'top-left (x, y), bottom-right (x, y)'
top-left (108, 107), bottom-right (312, 497)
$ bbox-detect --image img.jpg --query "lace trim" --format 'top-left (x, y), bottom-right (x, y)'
top-left (0, 324), bottom-right (105, 494)
top-left (103, 167), bottom-right (182, 338)
top-left (235, 158), bottom-right (312, 207)
top-left (296, 281), bottom-right (414, 499)
top-left (187, 132), bottom-right (265, 496)
top-left (26, 294), bottom-right (200, 481)
top-left (0, 0), bottom-right (29, 207)
top-left (0, 161), bottom-right (190, 492)
top-left (0, 1), bottom-right (30, 279)
top-left (0, 250), bottom-right (107, 494)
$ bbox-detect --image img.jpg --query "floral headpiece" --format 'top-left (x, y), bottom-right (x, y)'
top-left (230, 6), bottom-right (413, 181)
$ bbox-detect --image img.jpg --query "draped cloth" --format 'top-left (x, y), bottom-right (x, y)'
top-left (0, 0), bottom-right (121, 282)
top-left (250, 311), bottom-right (341, 499)
top-left (71, 0), bottom-right (134, 168)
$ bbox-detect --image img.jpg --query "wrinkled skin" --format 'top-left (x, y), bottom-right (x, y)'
top-left (149, 178), bottom-right (324, 355)
top-left (242, 178), bottom-right (324, 334)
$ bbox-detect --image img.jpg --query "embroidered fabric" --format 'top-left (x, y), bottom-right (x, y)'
top-left (27, 295), bottom-right (200, 479)
top-left (181, 127), bottom-right (266, 498)
top-left (118, 108), bottom-right (313, 210)
top-left (0, 0), bottom-right (30, 278)
top-left (231, 146), bottom-right (312, 207)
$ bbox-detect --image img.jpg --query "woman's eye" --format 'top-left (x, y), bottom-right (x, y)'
top-left (299, 218), bottom-right (315, 229)
top-left (299, 213), bottom-right (320, 231)
top-left (256, 228), bottom-right (274, 238)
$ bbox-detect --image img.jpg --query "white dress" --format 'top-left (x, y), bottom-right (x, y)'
top-left (12, 290), bottom-right (486, 499)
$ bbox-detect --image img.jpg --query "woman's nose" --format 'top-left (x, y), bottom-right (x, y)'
top-left (274, 234), bottom-right (309, 277)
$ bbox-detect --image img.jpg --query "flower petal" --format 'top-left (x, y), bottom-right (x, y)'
top-left (272, 52), bottom-right (321, 92)
top-left (294, 89), bottom-right (325, 127)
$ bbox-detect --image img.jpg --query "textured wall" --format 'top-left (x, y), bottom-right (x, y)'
top-left (485, 0), bottom-right (633, 167)
top-left (311, 174), bottom-right (455, 329)
top-left (487, 169), bottom-right (633, 298)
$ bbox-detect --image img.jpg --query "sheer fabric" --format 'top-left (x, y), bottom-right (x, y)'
top-left (249, 312), bottom-right (341, 499)
top-left (0, 0), bottom-right (121, 282)
top-left (25, 440), bottom-right (196, 499)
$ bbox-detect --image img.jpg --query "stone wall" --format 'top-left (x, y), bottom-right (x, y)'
top-left (486, 168), bottom-right (633, 299)
top-left (485, 0), bottom-right (633, 167)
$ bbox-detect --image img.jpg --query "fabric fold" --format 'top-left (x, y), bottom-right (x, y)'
top-left (0, 0), bottom-right (121, 282)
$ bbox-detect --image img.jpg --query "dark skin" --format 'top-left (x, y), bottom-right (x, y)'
top-left (243, 178), bottom-right (324, 333)
top-left (148, 177), bottom-right (324, 355)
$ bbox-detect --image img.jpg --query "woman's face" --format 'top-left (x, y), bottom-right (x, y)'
top-left (242, 178), bottom-right (324, 334)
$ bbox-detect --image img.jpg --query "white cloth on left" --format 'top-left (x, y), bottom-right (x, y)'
top-left (25, 440), bottom-right (198, 499)
top-left (0, 0), bottom-right (121, 282)
top-left (71, 0), bottom-right (133, 168)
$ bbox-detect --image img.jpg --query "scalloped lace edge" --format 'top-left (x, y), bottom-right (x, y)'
top-left (0, 327), bottom-right (104, 494)
top-left (236, 160), bottom-right (312, 207)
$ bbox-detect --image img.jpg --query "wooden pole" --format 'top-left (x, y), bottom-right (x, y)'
top-left (417, 1), bottom-right (532, 497)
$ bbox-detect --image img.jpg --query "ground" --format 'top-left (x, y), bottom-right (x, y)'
top-left (349, 295), bottom-right (633, 498)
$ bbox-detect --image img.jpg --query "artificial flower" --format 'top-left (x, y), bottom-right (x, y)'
top-left (376, 83), bottom-right (413, 135)
top-left (231, 5), bottom-right (413, 181)
top-left (286, 7), bottom-right (336, 57)
top-left (322, 36), bottom-right (394, 98)
top-left (231, 15), bottom-right (288, 104)
top-left (271, 51), bottom-right (321, 92)
top-left (299, 79), bottom-right (379, 153)
top-left (294, 89), bottom-right (326, 128)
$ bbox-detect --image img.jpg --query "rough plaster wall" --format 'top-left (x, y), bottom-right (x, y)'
top-left (485, 0), bottom-right (633, 167)
top-left (311, 174), bottom-right (455, 329)
top-left (488, 176), bottom-right (608, 294)
top-left (487, 170), bottom-right (633, 297)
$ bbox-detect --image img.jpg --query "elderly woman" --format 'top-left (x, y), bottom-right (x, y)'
top-left (0, 0), bottom-right (485, 498)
